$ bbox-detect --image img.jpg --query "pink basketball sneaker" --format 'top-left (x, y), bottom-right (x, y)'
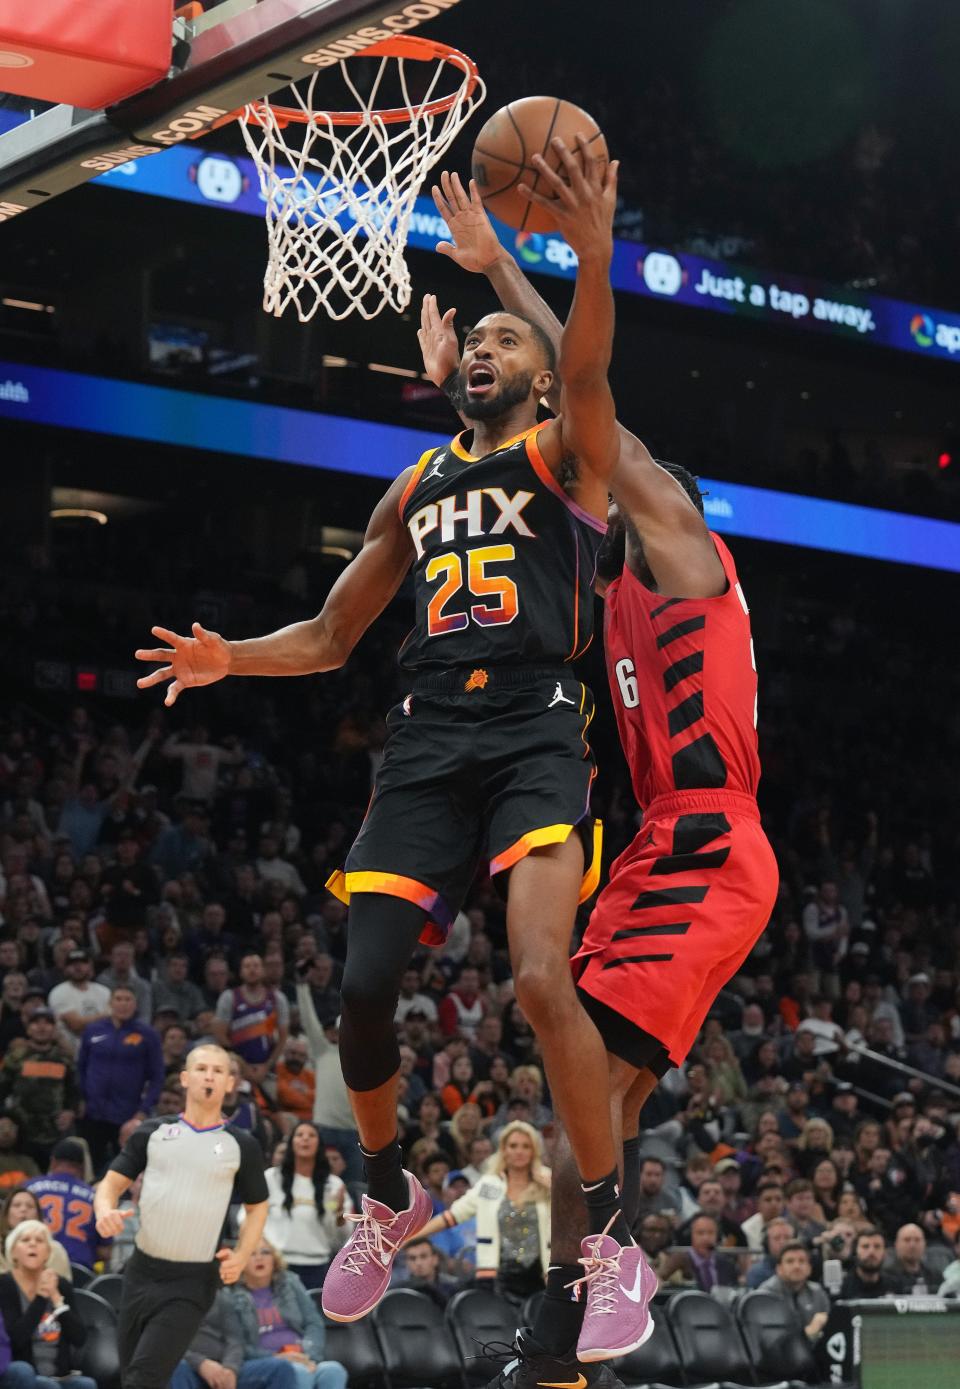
top-left (574, 1224), bottom-right (658, 1363)
top-left (321, 1170), bottom-right (432, 1323)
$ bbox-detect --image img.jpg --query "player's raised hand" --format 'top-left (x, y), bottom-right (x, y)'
top-left (432, 171), bottom-right (506, 273)
top-left (135, 622), bottom-right (231, 707)
top-left (519, 134), bottom-right (618, 262)
top-left (417, 293), bottom-right (460, 389)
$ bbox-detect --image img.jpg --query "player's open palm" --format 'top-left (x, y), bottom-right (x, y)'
top-left (135, 622), bottom-right (231, 707)
top-left (431, 170), bottom-right (504, 272)
top-left (521, 134), bottom-right (618, 260)
top-left (418, 293), bottom-right (460, 388)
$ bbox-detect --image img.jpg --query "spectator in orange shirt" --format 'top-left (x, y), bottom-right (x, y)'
top-left (276, 1038), bottom-right (316, 1124)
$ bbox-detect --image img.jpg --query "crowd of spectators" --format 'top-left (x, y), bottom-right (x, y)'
top-left (0, 508), bottom-right (958, 1382)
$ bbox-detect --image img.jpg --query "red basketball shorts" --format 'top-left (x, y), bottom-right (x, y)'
top-left (573, 789), bottom-right (779, 1070)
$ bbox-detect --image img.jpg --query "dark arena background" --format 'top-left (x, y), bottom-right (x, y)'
top-left (1, 2), bottom-right (959, 1386)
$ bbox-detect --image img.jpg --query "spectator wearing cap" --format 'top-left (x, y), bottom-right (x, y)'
top-left (76, 985), bottom-right (164, 1173)
top-left (46, 950), bottom-right (110, 1057)
top-left (715, 1157), bottom-right (753, 1225)
top-left (778, 1085), bottom-right (813, 1142)
top-left (759, 1242), bottom-right (831, 1340)
top-left (394, 967), bottom-right (438, 1025)
top-left (0, 1010), bottom-right (78, 1166)
top-left (26, 1141), bottom-right (105, 1271)
top-left (417, 1168), bottom-right (476, 1277)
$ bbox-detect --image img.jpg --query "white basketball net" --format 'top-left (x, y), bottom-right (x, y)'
top-left (239, 50), bottom-right (485, 322)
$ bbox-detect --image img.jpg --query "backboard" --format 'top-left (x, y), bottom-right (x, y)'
top-left (0, 0), bottom-right (470, 221)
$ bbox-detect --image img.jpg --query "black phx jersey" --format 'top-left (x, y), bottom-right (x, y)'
top-left (398, 422), bottom-right (605, 670)
top-left (327, 421), bottom-right (608, 944)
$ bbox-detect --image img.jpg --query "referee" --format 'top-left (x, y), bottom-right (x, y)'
top-left (94, 1044), bottom-right (269, 1389)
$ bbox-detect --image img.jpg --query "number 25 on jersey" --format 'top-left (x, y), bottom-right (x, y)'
top-left (426, 545), bottom-right (518, 637)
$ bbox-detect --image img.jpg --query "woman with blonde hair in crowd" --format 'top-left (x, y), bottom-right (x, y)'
top-left (0, 1190), bottom-right (70, 1280)
top-left (0, 1221), bottom-right (93, 1389)
top-left (703, 1034), bottom-right (747, 1106)
top-left (795, 1117), bottom-right (835, 1174)
top-left (224, 1237), bottom-right (346, 1389)
top-left (416, 1121), bottom-right (551, 1304)
top-left (449, 1102), bottom-right (485, 1166)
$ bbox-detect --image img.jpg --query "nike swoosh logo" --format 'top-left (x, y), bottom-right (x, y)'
top-left (621, 1263), bottom-right (647, 1302)
top-left (538, 1378), bottom-right (587, 1389)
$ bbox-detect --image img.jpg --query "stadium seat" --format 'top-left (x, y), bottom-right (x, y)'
top-left (373, 1287), bottom-right (465, 1388)
top-left (614, 1307), bottom-right (686, 1388)
top-left (70, 1262), bottom-right (95, 1287)
top-left (88, 1273), bottom-right (124, 1312)
top-left (736, 1291), bottom-right (819, 1386)
top-left (72, 1287), bottom-right (118, 1329)
top-left (322, 1319), bottom-right (387, 1387)
top-left (78, 1323), bottom-right (121, 1389)
top-left (667, 1289), bottom-right (771, 1389)
top-left (446, 1287), bottom-right (520, 1385)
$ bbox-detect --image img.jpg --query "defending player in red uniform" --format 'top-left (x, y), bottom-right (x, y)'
top-left (423, 173), bottom-right (778, 1388)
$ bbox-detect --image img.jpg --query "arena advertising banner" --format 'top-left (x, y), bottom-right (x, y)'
top-left (77, 141), bottom-right (960, 369)
top-left (1, 357), bottom-right (958, 573)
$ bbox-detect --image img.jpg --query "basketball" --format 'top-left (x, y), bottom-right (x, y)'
top-left (471, 96), bottom-right (609, 234)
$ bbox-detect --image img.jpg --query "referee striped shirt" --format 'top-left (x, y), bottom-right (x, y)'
top-left (110, 1115), bottom-right (267, 1263)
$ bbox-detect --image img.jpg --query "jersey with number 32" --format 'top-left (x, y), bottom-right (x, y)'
top-left (604, 532), bottom-right (761, 807)
top-left (398, 423), bottom-right (605, 672)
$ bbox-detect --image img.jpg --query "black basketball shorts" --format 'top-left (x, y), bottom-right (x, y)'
top-left (327, 666), bottom-right (602, 945)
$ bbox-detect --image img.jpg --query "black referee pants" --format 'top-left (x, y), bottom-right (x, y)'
top-left (118, 1248), bottom-right (220, 1389)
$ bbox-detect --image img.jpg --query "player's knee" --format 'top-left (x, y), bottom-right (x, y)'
top-left (339, 964), bottom-right (399, 1020)
top-left (513, 958), bottom-right (573, 1027)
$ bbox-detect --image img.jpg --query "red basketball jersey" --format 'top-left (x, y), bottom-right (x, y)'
top-left (603, 533), bottom-right (760, 806)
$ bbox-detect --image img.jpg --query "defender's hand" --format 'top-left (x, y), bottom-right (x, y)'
top-left (417, 293), bottom-right (460, 389)
top-left (135, 622), bottom-right (231, 707)
top-left (431, 171), bottom-right (507, 274)
top-left (519, 135), bottom-right (618, 262)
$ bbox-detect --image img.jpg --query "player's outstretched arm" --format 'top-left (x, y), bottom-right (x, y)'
top-left (135, 472), bottom-right (415, 706)
top-left (520, 137), bottom-right (620, 497)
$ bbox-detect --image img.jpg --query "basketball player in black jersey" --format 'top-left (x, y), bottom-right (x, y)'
top-left (136, 138), bottom-right (638, 1345)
